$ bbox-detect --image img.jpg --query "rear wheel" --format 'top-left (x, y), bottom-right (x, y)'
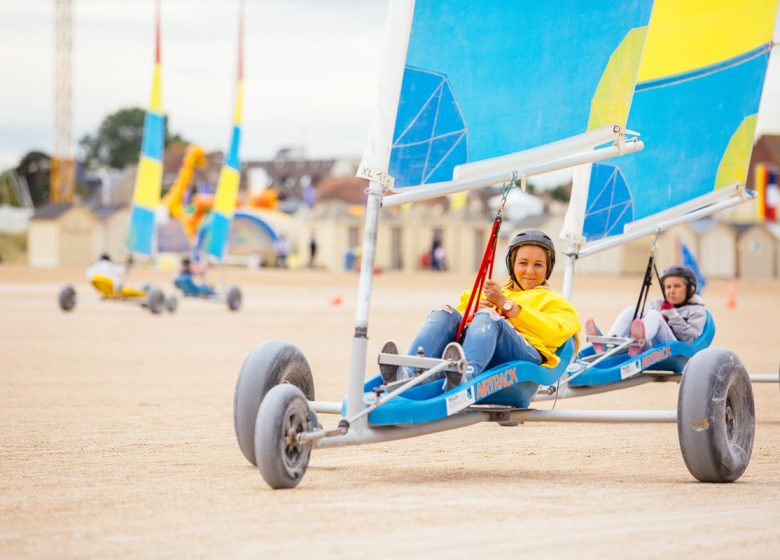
top-left (147, 288), bottom-right (165, 314)
top-left (227, 285), bottom-right (242, 311)
top-left (255, 384), bottom-right (313, 489)
top-left (166, 295), bottom-right (178, 313)
top-left (58, 284), bottom-right (77, 311)
top-left (233, 341), bottom-right (315, 466)
top-left (677, 347), bottom-right (754, 482)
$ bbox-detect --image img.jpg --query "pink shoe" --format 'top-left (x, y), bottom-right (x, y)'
top-left (585, 318), bottom-right (605, 354)
top-left (628, 318), bottom-right (646, 358)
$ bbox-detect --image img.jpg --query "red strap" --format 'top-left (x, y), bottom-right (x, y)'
top-left (456, 217), bottom-right (502, 343)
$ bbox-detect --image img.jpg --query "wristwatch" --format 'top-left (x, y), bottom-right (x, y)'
top-left (501, 299), bottom-right (514, 315)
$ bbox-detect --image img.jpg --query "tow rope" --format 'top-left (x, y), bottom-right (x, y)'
top-left (455, 180), bottom-right (515, 343)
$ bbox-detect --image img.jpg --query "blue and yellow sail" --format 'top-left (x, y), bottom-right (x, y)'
top-left (361, 0), bottom-right (654, 190)
top-left (579, 0), bottom-right (779, 242)
top-left (127, 7), bottom-right (164, 256)
top-left (206, 8), bottom-right (244, 261)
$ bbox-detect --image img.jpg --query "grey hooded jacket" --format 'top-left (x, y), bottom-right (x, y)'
top-left (647, 295), bottom-right (707, 343)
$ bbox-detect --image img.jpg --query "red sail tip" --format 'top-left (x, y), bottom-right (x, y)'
top-left (237, 5), bottom-right (244, 81)
top-left (155, 0), bottom-right (161, 64)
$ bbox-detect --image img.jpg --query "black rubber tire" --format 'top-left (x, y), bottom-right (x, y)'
top-left (166, 295), bottom-right (178, 313)
top-left (255, 384), bottom-right (313, 489)
top-left (227, 285), bottom-right (242, 311)
top-left (233, 340), bottom-right (315, 466)
top-left (147, 288), bottom-right (165, 314)
top-left (58, 285), bottom-right (76, 311)
top-left (677, 347), bottom-right (755, 483)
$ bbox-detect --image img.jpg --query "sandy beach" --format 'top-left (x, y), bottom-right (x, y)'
top-left (1, 264), bottom-right (779, 559)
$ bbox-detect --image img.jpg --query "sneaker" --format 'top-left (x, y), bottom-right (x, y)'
top-left (442, 342), bottom-right (466, 391)
top-left (585, 318), bottom-right (605, 354)
top-left (628, 319), bottom-right (646, 358)
top-left (378, 339), bottom-right (400, 383)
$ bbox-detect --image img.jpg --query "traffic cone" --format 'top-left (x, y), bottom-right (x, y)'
top-left (726, 280), bottom-right (737, 310)
top-left (329, 295), bottom-right (342, 306)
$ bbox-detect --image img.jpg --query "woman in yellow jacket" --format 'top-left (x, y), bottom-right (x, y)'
top-left (381, 230), bottom-right (581, 390)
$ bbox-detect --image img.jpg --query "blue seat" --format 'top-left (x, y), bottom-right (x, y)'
top-left (569, 310), bottom-right (715, 386)
top-left (174, 274), bottom-right (214, 297)
top-left (357, 337), bottom-right (577, 426)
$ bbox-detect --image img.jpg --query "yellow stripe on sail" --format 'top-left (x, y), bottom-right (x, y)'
top-left (715, 115), bottom-right (758, 190)
top-left (133, 156), bottom-right (163, 208)
top-left (588, 26), bottom-right (648, 131)
top-left (233, 82), bottom-right (244, 125)
top-left (150, 64), bottom-right (162, 113)
top-left (755, 163), bottom-right (767, 220)
top-left (214, 166), bottom-right (241, 215)
top-left (639, 0), bottom-right (778, 83)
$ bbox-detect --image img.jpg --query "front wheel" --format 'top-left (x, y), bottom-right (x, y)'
top-left (166, 295), bottom-right (178, 313)
top-left (233, 341), bottom-right (315, 466)
top-left (677, 347), bottom-right (754, 482)
top-left (255, 384), bottom-right (313, 489)
top-left (58, 284), bottom-right (76, 311)
top-left (227, 285), bottom-right (242, 311)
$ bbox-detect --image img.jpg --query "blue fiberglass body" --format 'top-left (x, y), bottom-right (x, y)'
top-left (569, 311), bottom-right (716, 386)
top-left (352, 338), bottom-right (576, 426)
top-left (173, 275), bottom-right (216, 298)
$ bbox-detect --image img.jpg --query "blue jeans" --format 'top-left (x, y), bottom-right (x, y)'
top-left (404, 307), bottom-right (542, 382)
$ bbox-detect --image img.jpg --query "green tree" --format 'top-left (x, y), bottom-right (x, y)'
top-left (549, 184), bottom-right (571, 203)
top-left (15, 151), bottom-right (51, 206)
top-left (79, 107), bottom-right (186, 169)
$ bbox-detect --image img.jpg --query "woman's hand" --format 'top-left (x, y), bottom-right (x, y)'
top-left (483, 279), bottom-right (506, 308)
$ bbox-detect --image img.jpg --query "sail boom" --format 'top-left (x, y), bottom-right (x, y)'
top-left (384, 138), bottom-right (644, 208)
top-left (451, 124), bottom-right (627, 183)
top-left (573, 185), bottom-right (753, 258)
top-left (623, 183), bottom-right (744, 235)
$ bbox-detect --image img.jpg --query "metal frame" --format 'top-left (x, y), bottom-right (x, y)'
top-left (345, 131), bottom-right (643, 419)
top-left (303, 129), bottom-right (679, 448)
top-left (299, 130), bottom-right (775, 450)
top-left (560, 183), bottom-right (753, 300)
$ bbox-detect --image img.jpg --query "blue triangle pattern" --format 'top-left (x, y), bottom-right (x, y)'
top-left (389, 141), bottom-right (430, 187)
top-left (393, 67), bottom-right (447, 144)
top-left (396, 87), bottom-right (441, 146)
top-left (424, 132), bottom-right (467, 184)
top-left (390, 66), bottom-right (468, 188)
top-left (433, 83), bottom-right (466, 138)
top-left (583, 163), bottom-right (634, 241)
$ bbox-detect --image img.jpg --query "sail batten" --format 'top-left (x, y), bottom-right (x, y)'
top-left (636, 43), bottom-right (772, 92)
top-left (385, 136), bottom-right (645, 208)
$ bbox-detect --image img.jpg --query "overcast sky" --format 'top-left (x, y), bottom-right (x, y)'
top-left (0, 0), bottom-right (388, 171)
top-left (1, 0), bottom-right (779, 174)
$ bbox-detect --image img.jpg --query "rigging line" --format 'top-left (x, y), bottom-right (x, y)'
top-left (455, 177), bottom-right (515, 343)
top-left (636, 44), bottom-right (772, 93)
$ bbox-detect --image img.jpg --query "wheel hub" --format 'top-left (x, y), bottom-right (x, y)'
top-left (725, 395), bottom-right (735, 442)
top-left (282, 412), bottom-right (306, 467)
